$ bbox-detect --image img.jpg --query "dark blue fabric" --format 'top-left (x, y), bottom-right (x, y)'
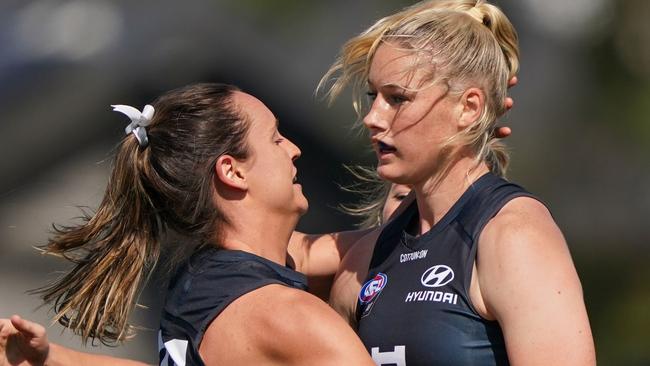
top-left (357, 173), bottom-right (538, 366)
top-left (158, 248), bottom-right (307, 366)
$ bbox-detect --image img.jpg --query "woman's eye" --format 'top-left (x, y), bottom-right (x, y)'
top-left (366, 91), bottom-right (377, 101)
top-left (389, 94), bottom-right (409, 105)
top-left (394, 193), bottom-right (409, 201)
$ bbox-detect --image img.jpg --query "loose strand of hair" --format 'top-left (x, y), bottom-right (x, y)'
top-left (337, 165), bottom-right (390, 229)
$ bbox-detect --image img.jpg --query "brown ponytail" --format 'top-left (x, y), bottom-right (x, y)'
top-left (37, 137), bottom-right (162, 344)
top-left (35, 83), bottom-right (251, 344)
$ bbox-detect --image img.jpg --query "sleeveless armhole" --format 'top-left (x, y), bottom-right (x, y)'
top-left (195, 263), bottom-right (293, 342)
top-left (455, 176), bottom-right (542, 317)
top-left (160, 249), bottom-right (308, 366)
top-left (356, 201), bottom-right (418, 323)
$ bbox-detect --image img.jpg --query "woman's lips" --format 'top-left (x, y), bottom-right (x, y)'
top-left (378, 141), bottom-right (397, 154)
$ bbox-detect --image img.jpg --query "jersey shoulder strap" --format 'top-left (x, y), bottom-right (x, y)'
top-left (455, 173), bottom-right (538, 242)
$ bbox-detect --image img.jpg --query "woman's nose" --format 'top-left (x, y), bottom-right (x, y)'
top-left (287, 138), bottom-right (301, 161)
top-left (363, 99), bottom-right (389, 134)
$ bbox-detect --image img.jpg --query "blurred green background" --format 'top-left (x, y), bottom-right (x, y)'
top-left (0, 0), bottom-right (648, 364)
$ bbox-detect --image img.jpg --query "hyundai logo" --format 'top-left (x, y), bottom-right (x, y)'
top-left (420, 265), bottom-right (454, 287)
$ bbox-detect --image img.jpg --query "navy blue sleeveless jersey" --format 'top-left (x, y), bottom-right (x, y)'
top-left (158, 248), bottom-right (308, 366)
top-left (357, 173), bottom-right (537, 366)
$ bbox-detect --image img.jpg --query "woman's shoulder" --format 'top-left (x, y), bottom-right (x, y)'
top-left (475, 198), bottom-right (595, 365)
top-left (494, 193), bottom-right (551, 218)
top-left (484, 195), bottom-right (558, 241)
top-left (477, 195), bottom-right (579, 310)
top-left (202, 284), bottom-right (374, 365)
top-left (478, 195), bottom-right (563, 263)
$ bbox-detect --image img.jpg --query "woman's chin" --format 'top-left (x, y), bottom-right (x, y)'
top-left (377, 165), bottom-right (419, 186)
top-left (297, 201), bottom-right (309, 215)
top-left (377, 165), bottom-right (401, 183)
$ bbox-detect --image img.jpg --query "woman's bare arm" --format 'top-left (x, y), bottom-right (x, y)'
top-left (0, 316), bottom-right (149, 366)
top-left (200, 284), bottom-right (375, 365)
top-left (478, 197), bottom-right (596, 366)
top-left (288, 228), bottom-right (375, 300)
top-left (288, 191), bottom-right (416, 300)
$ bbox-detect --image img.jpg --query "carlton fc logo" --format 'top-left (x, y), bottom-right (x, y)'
top-left (359, 273), bottom-right (388, 304)
top-left (420, 265), bottom-right (454, 288)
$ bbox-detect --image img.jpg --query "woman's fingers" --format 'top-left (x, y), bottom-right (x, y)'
top-left (10, 316), bottom-right (45, 340)
top-left (494, 126), bottom-right (512, 139)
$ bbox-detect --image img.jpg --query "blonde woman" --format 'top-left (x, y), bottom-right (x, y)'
top-left (327, 0), bottom-right (596, 364)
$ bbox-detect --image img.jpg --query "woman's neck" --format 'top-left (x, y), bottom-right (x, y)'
top-left (218, 213), bottom-right (299, 266)
top-left (413, 158), bottom-right (489, 235)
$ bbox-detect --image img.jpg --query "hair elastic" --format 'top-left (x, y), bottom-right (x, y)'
top-left (111, 104), bottom-right (155, 147)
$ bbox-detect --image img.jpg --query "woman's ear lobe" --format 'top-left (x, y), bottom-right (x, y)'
top-left (215, 155), bottom-right (248, 190)
top-left (458, 87), bottom-right (484, 128)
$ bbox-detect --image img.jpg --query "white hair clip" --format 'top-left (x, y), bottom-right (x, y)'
top-left (111, 104), bottom-right (155, 147)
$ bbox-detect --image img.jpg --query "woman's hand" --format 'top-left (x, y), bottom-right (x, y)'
top-left (0, 316), bottom-right (49, 366)
top-left (494, 76), bottom-right (518, 138)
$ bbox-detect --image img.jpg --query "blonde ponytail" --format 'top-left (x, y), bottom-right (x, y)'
top-left (467, 0), bottom-right (519, 78)
top-left (464, 0), bottom-right (518, 175)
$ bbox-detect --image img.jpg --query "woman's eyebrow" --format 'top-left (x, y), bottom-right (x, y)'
top-left (368, 79), bottom-right (408, 91)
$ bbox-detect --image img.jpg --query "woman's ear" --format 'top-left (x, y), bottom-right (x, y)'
top-left (458, 87), bottom-right (485, 129)
top-left (215, 155), bottom-right (248, 191)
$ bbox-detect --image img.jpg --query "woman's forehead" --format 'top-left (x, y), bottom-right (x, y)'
top-left (232, 91), bottom-right (276, 130)
top-left (368, 43), bottom-right (432, 89)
